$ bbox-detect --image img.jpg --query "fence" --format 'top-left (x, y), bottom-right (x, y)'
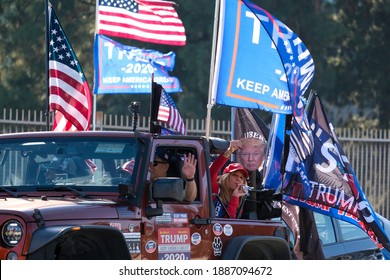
top-left (1, 108), bottom-right (389, 219)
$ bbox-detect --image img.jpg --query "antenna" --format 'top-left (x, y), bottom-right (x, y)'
top-left (129, 101), bottom-right (140, 132)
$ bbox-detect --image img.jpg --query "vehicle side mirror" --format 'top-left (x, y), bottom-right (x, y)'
top-left (151, 177), bottom-right (185, 202)
top-left (145, 177), bottom-right (185, 218)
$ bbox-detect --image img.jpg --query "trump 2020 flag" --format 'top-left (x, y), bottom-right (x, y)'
top-left (212, 0), bottom-right (315, 114)
top-left (93, 34), bottom-right (181, 94)
top-left (283, 93), bottom-right (390, 258)
top-left (48, 4), bottom-right (92, 131)
top-left (212, 0), bottom-right (315, 166)
top-left (97, 0), bottom-right (186, 46)
top-left (157, 88), bottom-right (186, 135)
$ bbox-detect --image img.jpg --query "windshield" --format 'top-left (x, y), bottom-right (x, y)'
top-left (0, 136), bottom-right (138, 189)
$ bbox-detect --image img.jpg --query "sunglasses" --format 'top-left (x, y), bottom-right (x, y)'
top-left (153, 160), bottom-right (168, 166)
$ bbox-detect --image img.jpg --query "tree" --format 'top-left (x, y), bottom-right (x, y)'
top-left (0, 0), bottom-right (389, 128)
top-left (0, 1), bottom-right (46, 109)
top-left (329, 0), bottom-right (390, 128)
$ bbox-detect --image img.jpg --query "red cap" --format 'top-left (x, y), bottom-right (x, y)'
top-left (223, 163), bottom-right (249, 178)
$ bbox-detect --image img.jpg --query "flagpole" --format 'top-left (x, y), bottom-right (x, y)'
top-left (45, 0), bottom-right (50, 131)
top-left (92, 0), bottom-right (100, 131)
top-left (205, 0), bottom-right (221, 139)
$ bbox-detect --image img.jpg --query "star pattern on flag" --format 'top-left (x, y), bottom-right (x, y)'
top-left (49, 20), bottom-right (82, 77)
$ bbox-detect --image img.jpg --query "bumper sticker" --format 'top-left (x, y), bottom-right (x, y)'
top-left (158, 228), bottom-right (191, 260)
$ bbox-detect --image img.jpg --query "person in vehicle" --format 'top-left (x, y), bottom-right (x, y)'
top-left (236, 137), bottom-right (268, 219)
top-left (210, 140), bottom-right (248, 218)
top-left (40, 156), bottom-right (94, 184)
top-left (121, 148), bottom-right (197, 203)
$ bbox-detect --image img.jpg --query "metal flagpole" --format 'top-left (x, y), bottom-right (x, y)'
top-left (45, 0), bottom-right (50, 131)
top-left (205, 0), bottom-right (221, 139)
top-left (92, 0), bottom-right (100, 131)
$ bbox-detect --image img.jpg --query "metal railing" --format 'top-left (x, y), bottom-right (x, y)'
top-left (0, 108), bottom-right (389, 219)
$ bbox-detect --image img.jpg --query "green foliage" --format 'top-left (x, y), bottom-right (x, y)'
top-left (0, 0), bottom-right (389, 128)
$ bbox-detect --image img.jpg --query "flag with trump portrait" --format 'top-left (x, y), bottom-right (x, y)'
top-left (96, 0), bottom-right (186, 46)
top-left (48, 4), bottom-right (92, 131)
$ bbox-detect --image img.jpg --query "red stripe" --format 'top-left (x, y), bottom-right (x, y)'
top-left (53, 112), bottom-right (76, 131)
top-left (51, 103), bottom-right (84, 131)
top-left (98, 29), bottom-right (185, 46)
top-left (157, 106), bottom-right (170, 122)
top-left (53, 112), bottom-right (75, 131)
top-left (98, 10), bottom-right (184, 28)
top-left (49, 68), bottom-right (85, 94)
top-left (98, 19), bottom-right (185, 36)
top-left (138, 0), bottom-right (176, 8)
top-left (49, 85), bottom-right (89, 118)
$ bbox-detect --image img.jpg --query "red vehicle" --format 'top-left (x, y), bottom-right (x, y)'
top-left (0, 130), bottom-right (290, 260)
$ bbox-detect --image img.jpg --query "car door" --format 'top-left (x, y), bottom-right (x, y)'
top-left (140, 143), bottom-right (213, 260)
top-left (314, 212), bottom-right (381, 260)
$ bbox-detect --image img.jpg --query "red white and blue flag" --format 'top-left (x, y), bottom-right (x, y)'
top-left (283, 93), bottom-right (390, 259)
top-left (48, 4), bottom-right (92, 131)
top-left (157, 88), bottom-right (186, 135)
top-left (93, 34), bottom-right (182, 94)
top-left (97, 0), bottom-right (186, 46)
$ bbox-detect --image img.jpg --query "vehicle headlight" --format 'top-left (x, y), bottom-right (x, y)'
top-left (2, 220), bottom-right (23, 247)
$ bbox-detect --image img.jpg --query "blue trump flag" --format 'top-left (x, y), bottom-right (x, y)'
top-left (93, 34), bottom-right (181, 94)
top-left (283, 93), bottom-right (390, 259)
top-left (263, 113), bottom-right (285, 189)
top-left (212, 0), bottom-right (315, 114)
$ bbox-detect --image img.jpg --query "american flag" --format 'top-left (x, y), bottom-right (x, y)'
top-left (97, 0), bottom-right (186, 46)
top-left (157, 88), bottom-right (186, 135)
top-left (48, 5), bottom-right (92, 131)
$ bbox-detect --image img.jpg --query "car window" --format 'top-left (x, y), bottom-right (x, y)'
top-left (151, 146), bottom-right (199, 202)
top-left (0, 137), bottom-right (137, 188)
top-left (338, 219), bottom-right (367, 241)
top-left (314, 212), bottom-right (336, 245)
